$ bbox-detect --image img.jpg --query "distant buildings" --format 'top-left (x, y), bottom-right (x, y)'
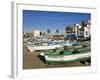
top-left (65, 20), bottom-right (91, 40)
top-left (31, 30), bottom-right (40, 37)
top-left (23, 20), bottom-right (91, 42)
top-left (24, 29), bottom-right (41, 38)
top-left (49, 34), bottom-right (64, 40)
top-left (84, 20), bottom-right (91, 39)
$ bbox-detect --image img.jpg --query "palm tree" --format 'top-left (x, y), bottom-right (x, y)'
top-left (43, 32), bottom-right (45, 36)
top-left (80, 21), bottom-right (87, 31)
top-left (65, 26), bottom-right (72, 33)
top-left (56, 29), bottom-right (59, 34)
top-left (47, 29), bottom-right (51, 40)
top-left (40, 31), bottom-right (42, 36)
top-left (47, 29), bottom-right (51, 34)
top-left (81, 21), bottom-right (87, 27)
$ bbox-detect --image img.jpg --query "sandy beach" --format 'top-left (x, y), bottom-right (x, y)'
top-left (23, 46), bottom-right (90, 69)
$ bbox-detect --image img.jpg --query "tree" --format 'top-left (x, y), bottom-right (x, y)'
top-left (65, 26), bottom-right (72, 33)
top-left (56, 29), bottom-right (59, 34)
top-left (43, 32), bottom-right (45, 36)
top-left (81, 21), bottom-right (87, 27)
top-left (47, 29), bottom-right (51, 34)
top-left (40, 32), bottom-right (42, 36)
top-left (80, 21), bottom-right (87, 31)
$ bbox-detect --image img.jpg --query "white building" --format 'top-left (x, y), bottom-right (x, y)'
top-left (72, 22), bottom-right (91, 39)
top-left (84, 21), bottom-right (91, 38)
top-left (31, 30), bottom-right (40, 38)
top-left (72, 24), bottom-right (80, 36)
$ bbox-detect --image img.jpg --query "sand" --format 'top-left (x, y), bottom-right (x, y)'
top-left (23, 46), bottom-right (90, 69)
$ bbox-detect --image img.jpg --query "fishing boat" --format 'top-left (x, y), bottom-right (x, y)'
top-left (26, 44), bottom-right (61, 52)
top-left (26, 40), bottom-right (73, 52)
top-left (40, 47), bottom-right (91, 64)
top-left (26, 41), bottom-right (63, 52)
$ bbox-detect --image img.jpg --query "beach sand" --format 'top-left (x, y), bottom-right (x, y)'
top-left (23, 46), bottom-right (90, 69)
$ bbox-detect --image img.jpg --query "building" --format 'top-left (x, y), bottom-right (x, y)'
top-left (65, 20), bottom-right (91, 40)
top-left (49, 34), bottom-right (64, 40)
top-left (64, 33), bottom-right (77, 41)
top-left (84, 20), bottom-right (91, 39)
top-left (65, 24), bottom-right (79, 40)
top-left (30, 30), bottom-right (41, 38)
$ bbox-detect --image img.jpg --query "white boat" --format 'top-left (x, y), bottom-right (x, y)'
top-left (26, 44), bottom-right (61, 52)
top-left (26, 41), bottom-right (79, 52)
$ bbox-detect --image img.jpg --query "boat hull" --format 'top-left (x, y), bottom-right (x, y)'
top-left (44, 53), bottom-right (90, 63)
top-left (27, 45), bottom-right (61, 52)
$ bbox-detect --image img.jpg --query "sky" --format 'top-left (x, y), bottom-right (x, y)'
top-left (23, 10), bottom-right (91, 33)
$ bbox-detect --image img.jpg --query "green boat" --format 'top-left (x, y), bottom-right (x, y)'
top-left (40, 47), bottom-right (91, 64)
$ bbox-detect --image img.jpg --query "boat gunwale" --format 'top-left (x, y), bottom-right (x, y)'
top-left (45, 50), bottom-right (90, 56)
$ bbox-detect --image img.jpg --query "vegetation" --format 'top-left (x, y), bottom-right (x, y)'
top-left (43, 32), bottom-right (46, 36)
top-left (65, 26), bottom-right (73, 32)
top-left (40, 32), bottom-right (42, 36)
top-left (47, 29), bottom-right (51, 34)
top-left (81, 21), bottom-right (87, 27)
top-left (56, 29), bottom-right (59, 34)
top-left (79, 21), bottom-right (87, 31)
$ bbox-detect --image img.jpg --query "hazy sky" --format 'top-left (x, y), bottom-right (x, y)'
top-left (23, 10), bottom-right (91, 33)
